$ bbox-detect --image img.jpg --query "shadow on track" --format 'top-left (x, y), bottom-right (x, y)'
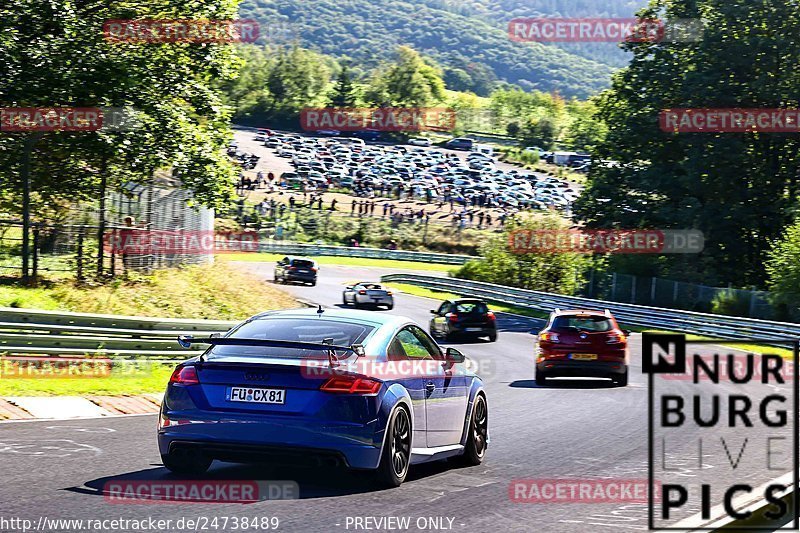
top-left (510, 379), bottom-right (617, 390)
top-left (68, 459), bottom-right (476, 501)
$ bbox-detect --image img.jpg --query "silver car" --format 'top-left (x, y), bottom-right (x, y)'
top-left (343, 282), bottom-right (394, 309)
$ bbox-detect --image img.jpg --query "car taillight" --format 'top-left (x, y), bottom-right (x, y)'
top-left (311, 267), bottom-right (318, 272)
top-left (447, 313), bottom-right (458, 323)
top-left (607, 332), bottom-right (627, 344)
top-left (320, 375), bottom-right (382, 394)
top-left (287, 266), bottom-right (297, 271)
top-left (386, 291), bottom-right (393, 295)
top-left (485, 311), bottom-right (496, 321)
top-left (358, 290), bottom-right (367, 295)
top-left (539, 332), bottom-right (560, 343)
top-left (170, 366), bottom-right (199, 385)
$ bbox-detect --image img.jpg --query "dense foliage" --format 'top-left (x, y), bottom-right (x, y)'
top-left (575, 0), bottom-right (800, 288)
top-left (238, 0), bottom-right (620, 97)
top-left (0, 0), bottom-right (241, 217)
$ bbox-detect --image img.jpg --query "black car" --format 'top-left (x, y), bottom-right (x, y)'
top-left (274, 256), bottom-right (318, 286)
top-left (429, 299), bottom-right (497, 342)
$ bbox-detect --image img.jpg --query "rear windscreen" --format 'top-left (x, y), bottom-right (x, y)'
top-left (455, 302), bottom-right (488, 314)
top-left (208, 318), bottom-right (374, 359)
top-left (551, 316), bottom-right (613, 332)
top-left (290, 260), bottom-right (315, 268)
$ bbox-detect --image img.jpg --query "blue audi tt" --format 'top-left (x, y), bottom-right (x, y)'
top-left (157, 308), bottom-right (488, 487)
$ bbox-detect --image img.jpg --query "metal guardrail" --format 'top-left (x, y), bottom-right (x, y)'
top-left (380, 273), bottom-right (800, 341)
top-left (256, 242), bottom-right (474, 265)
top-left (0, 308), bottom-right (239, 359)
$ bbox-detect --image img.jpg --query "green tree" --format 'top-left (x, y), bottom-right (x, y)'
top-left (575, 0), bottom-right (800, 287)
top-left (365, 47), bottom-right (445, 107)
top-left (519, 116), bottom-right (559, 150)
top-left (329, 65), bottom-right (358, 107)
top-left (454, 214), bottom-right (589, 294)
top-left (766, 221), bottom-right (800, 318)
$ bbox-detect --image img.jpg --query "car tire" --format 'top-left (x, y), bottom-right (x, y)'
top-left (373, 406), bottom-right (411, 488)
top-left (454, 394), bottom-right (488, 466)
top-left (342, 295), bottom-right (349, 306)
top-left (535, 371), bottom-right (547, 386)
top-left (310, 281), bottom-right (316, 286)
top-left (161, 452), bottom-right (212, 475)
top-left (386, 304), bottom-right (394, 310)
top-left (488, 331), bottom-right (497, 342)
top-left (612, 369), bottom-right (629, 387)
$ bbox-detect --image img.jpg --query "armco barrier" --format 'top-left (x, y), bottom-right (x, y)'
top-left (256, 242), bottom-right (474, 265)
top-left (0, 308), bottom-right (239, 359)
top-left (380, 273), bottom-right (800, 341)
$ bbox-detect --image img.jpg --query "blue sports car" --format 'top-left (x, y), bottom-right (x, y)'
top-left (157, 308), bottom-right (488, 487)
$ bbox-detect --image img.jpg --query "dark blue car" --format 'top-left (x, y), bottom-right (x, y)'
top-left (158, 308), bottom-right (488, 487)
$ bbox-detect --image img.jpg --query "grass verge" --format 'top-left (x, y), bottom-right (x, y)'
top-left (0, 263), bottom-right (299, 396)
top-left (0, 363), bottom-right (175, 397)
top-left (0, 262), bottom-right (298, 319)
top-left (219, 253), bottom-right (458, 273)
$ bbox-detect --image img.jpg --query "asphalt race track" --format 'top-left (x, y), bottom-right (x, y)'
top-left (0, 262), bottom-right (792, 532)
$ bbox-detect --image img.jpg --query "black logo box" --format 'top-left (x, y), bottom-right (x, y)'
top-left (644, 333), bottom-right (799, 531)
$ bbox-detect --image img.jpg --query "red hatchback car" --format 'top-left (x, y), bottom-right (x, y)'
top-left (535, 309), bottom-right (630, 386)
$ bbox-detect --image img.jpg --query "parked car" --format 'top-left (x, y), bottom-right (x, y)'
top-left (342, 282), bottom-right (394, 309)
top-left (273, 256), bottom-right (318, 286)
top-left (159, 308), bottom-right (488, 487)
top-left (535, 309), bottom-right (630, 386)
top-left (429, 299), bottom-right (497, 342)
top-left (408, 137), bottom-right (432, 147)
top-left (445, 138), bottom-right (474, 151)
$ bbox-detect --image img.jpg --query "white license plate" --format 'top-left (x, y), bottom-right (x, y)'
top-left (228, 387), bottom-right (286, 405)
top-left (465, 327), bottom-right (482, 332)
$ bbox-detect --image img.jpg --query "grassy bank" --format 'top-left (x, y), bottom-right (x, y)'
top-left (0, 262), bottom-right (298, 319)
top-left (0, 263), bottom-right (299, 396)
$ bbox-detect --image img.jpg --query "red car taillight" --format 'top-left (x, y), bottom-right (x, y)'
top-left (606, 332), bottom-right (627, 344)
top-left (358, 290), bottom-right (367, 295)
top-left (170, 366), bottom-right (199, 385)
top-left (447, 313), bottom-right (458, 323)
top-left (539, 332), bottom-right (560, 343)
top-left (485, 311), bottom-right (496, 321)
top-left (320, 375), bottom-right (382, 394)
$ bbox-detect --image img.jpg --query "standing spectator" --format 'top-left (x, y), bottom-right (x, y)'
top-left (317, 197), bottom-right (323, 210)
top-left (485, 213), bottom-right (493, 227)
top-left (477, 211), bottom-right (485, 228)
top-left (351, 199), bottom-right (356, 214)
top-left (382, 202), bottom-right (390, 217)
top-left (369, 201), bottom-right (376, 215)
top-left (289, 196), bottom-right (296, 209)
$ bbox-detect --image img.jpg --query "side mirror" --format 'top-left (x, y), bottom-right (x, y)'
top-left (623, 330), bottom-right (632, 337)
top-left (445, 347), bottom-right (465, 363)
top-left (345, 285), bottom-right (353, 290)
top-left (430, 309), bottom-right (437, 314)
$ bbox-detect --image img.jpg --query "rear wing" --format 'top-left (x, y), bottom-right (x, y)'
top-left (177, 335), bottom-right (365, 356)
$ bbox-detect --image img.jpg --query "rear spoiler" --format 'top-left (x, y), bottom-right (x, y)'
top-left (177, 335), bottom-right (365, 356)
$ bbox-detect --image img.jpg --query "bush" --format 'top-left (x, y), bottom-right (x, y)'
top-left (710, 289), bottom-right (751, 317)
